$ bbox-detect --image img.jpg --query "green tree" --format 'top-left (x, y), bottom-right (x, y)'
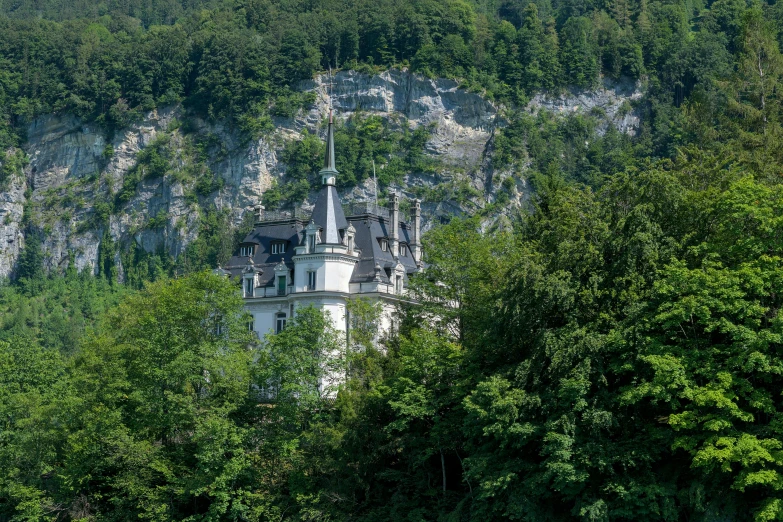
top-left (16, 231), bottom-right (44, 283)
top-left (559, 17), bottom-right (598, 88)
top-left (0, 338), bottom-right (71, 522)
top-left (62, 272), bottom-right (258, 520)
top-left (517, 4), bottom-right (547, 93)
top-left (407, 216), bottom-right (512, 349)
top-left (723, 10), bottom-right (783, 149)
top-left (624, 177), bottom-right (783, 521)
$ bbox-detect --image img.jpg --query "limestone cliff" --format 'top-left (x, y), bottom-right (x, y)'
top-left (0, 70), bottom-right (643, 279)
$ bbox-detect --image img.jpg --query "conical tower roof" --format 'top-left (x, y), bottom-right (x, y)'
top-left (311, 109), bottom-right (348, 244)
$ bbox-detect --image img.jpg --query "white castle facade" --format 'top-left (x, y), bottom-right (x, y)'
top-left (221, 112), bottom-right (422, 341)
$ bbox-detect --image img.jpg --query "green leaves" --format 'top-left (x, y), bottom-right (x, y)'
top-left (621, 175), bottom-right (783, 520)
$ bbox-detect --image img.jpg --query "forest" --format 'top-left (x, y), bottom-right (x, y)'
top-left (2, 0), bottom-right (783, 520)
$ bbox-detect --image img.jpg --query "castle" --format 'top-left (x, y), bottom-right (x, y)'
top-left (220, 111), bottom-right (422, 340)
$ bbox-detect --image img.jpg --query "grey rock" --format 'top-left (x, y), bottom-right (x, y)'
top-left (528, 77), bottom-right (643, 135)
top-left (1, 70), bottom-right (644, 279)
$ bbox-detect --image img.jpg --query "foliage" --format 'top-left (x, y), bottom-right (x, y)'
top-left (0, 148), bottom-right (26, 189)
top-left (176, 206), bottom-right (255, 276)
top-left (3, 1), bottom-right (783, 521)
top-left (0, 268), bottom-right (126, 354)
top-left (0, 0), bottom-right (732, 154)
top-left (276, 114), bottom-right (437, 203)
top-left (0, 272), bottom-right (261, 521)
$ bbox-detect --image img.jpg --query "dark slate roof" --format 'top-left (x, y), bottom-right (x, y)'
top-left (347, 215), bottom-right (419, 283)
top-left (223, 108), bottom-right (420, 289)
top-left (224, 221), bottom-right (304, 286)
top-left (309, 184), bottom-right (348, 244)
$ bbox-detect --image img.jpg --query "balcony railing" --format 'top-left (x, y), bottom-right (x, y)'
top-left (343, 202), bottom-right (390, 219)
top-left (255, 207), bottom-right (312, 223)
top-left (342, 202), bottom-right (409, 223)
top-left (256, 203), bottom-right (407, 224)
top-left (349, 281), bottom-right (409, 296)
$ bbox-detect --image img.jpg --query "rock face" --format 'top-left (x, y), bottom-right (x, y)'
top-left (528, 77), bottom-right (643, 135)
top-left (1, 70), bottom-right (643, 279)
top-left (304, 70), bottom-right (497, 163)
top-left (0, 152), bottom-right (26, 278)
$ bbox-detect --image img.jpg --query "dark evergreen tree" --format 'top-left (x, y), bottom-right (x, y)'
top-left (15, 230), bottom-right (43, 282)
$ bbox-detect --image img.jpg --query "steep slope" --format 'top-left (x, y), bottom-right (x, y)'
top-left (0, 69), bottom-right (642, 279)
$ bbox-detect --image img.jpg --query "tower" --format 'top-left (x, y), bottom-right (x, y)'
top-left (222, 106), bottom-right (422, 343)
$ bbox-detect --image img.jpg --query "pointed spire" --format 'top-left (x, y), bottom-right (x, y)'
top-left (320, 69), bottom-right (338, 186)
top-left (320, 110), bottom-right (338, 180)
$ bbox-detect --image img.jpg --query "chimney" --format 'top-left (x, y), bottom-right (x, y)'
top-left (411, 198), bottom-right (422, 264)
top-left (390, 192), bottom-right (399, 258)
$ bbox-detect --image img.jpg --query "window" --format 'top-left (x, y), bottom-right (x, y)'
top-left (271, 242), bottom-right (286, 255)
top-left (245, 277), bottom-right (254, 297)
top-left (379, 239), bottom-right (388, 251)
top-left (247, 318), bottom-right (255, 332)
top-left (240, 245), bottom-right (254, 257)
top-left (347, 236), bottom-right (354, 253)
top-left (277, 275), bottom-right (286, 296)
top-left (396, 274), bottom-right (403, 294)
top-left (276, 313), bottom-right (287, 334)
top-left (307, 271), bottom-right (316, 291)
top-left (308, 234), bottom-right (316, 253)
top-left (400, 244), bottom-right (407, 256)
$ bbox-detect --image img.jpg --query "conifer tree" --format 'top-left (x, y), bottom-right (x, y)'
top-left (16, 230), bottom-right (43, 282)
top-left (731, 9), bottom-right (783, 138)
top-left (518, 4), bottom-right (546, 93)
top-left (543, 16), bottom-right (562, 90)
top-left (559, 16), bottom-right (598, 88)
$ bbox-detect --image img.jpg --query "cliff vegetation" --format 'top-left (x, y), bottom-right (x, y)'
top-left (2, 0), bottom-right (783, 520)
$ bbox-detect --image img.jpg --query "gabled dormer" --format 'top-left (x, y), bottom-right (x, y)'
top-left (239, 242), bottom-right (257, 258)
top-left (242, 262), bottom-right (261, 298)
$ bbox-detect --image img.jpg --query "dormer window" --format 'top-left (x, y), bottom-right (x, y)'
top-left (240, 245), bottom-right (255, 257)
top-left (271, 242), bottom-right (286, 255)
top-left (304, 221), bottom-right (320, 253)
top-left (244, 277), bottom-right (254, 297)
top-left (379, 239), bottom-right (388, 252)
top-left (400, 244), bottom-right (407, 256)
top-left (345, 223), bottom-right (357, 254)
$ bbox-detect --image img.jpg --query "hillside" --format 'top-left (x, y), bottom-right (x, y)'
top-left (0, 0), bottom-right (759, 280)
top-left (0, 68), bottom-right (643, 279)
top-left (2, 0), bottom-right (783, 521)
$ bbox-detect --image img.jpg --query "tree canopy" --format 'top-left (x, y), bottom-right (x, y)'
top-left (3, 0), bottom-right (783, 520)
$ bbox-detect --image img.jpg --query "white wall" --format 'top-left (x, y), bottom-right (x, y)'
top-left (246, 302), bottom-right (290, 339)
top-left (293, 256), bottom-right (356, 293)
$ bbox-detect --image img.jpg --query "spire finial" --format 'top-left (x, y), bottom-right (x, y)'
top-left (328, 66), bottom-right (333, 112)
top-left (320, 67), bottom-right (338, 185)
